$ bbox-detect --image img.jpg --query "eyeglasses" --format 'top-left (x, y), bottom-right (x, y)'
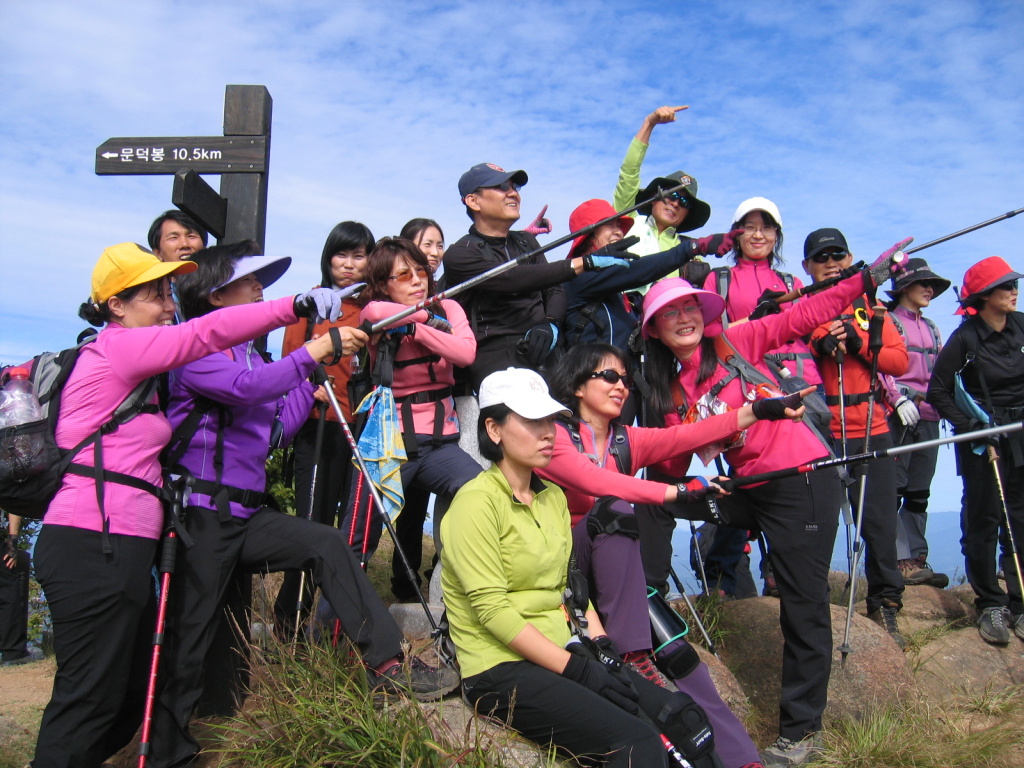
top-left (587, 369), bottom-right (633, 388)
top-left (656, 304), bottom-right (702, 321)
top-left (477, 181), bottom-right (520, 194)
top-left (809, 250), bottom-right (850, 264)
top-left (994, 279), bottom-right (1019, 292)
top-left (742, 223), bottom-right (778, 236)
top-left (388, 265), bottom-right (428, 283)
top-left (661, 192), bottom-right (691, 208)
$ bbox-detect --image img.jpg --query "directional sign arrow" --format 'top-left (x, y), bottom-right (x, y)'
top-left (95, 136), bottom-right (267, 175)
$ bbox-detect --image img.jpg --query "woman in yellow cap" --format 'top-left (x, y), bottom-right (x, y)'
top-left (32, 242), bottom-right (351, 768)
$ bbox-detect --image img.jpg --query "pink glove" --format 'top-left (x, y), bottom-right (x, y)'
top-left (524, 205), bottom-right (552, 235)
top-left (866, 237), bottom-right (914, 286)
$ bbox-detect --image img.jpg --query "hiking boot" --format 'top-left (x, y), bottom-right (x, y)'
top-left (623, 650), bottom-right (674, 690)
top-left (978, 606), bottom-right (1012, 645)
top-left (762, 567), bottom-right (780, 598)
top-left (759, 734), bottom-right (823, 767)
top-left (369, 655), bottom-right (460, 701)
top-left (1014, 614), bottom-right (1024, 642)
top-left (899, 556), bottom-right (949, 588)
top-left (867, 600), bottom-right (906, 650)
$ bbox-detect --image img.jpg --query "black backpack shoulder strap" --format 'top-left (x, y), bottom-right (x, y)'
top-left (711, 267), bottom-right (731, 328)
top-left (608, 423), bottom-right (631, 476)
top-left (776, 270), bottom-right (795, 292)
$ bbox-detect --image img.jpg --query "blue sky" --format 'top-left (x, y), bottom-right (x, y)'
top-left (1, 0), bottom-right (1022, 511)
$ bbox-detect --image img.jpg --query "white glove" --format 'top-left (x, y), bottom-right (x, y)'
top-left (895, 396), bottom-right (920, 428)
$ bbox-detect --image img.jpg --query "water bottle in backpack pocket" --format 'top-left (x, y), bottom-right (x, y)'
top-left (0, 367), bottom-right (57, 497)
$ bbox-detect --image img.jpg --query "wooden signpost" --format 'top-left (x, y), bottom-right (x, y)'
top-left (95, 84), bottom-right (272, 246)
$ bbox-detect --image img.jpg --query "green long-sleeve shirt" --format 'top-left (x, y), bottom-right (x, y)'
top-left (613, 137), bottom-right (682, 256)
top-left (440, 464), bottom-right (574, 679)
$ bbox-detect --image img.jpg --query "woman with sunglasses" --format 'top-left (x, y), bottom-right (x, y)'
top-left (340, 237), bottom-right (483, 561)
top-left (541, 343), bottom-right (808, 768)
top-left (30, 242), bottom-right (348, 768)
top-left (928, 257), bottom-right (1024, 646)
top-left (441, 368), bottom-right (728, 768)
top-left (640, 239), bottom-right (911, 767)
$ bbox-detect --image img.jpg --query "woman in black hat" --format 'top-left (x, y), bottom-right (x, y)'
top-left (927, 256), bottom-right (1024, 646)
top-left (880, 259), bottom-right (951, 589)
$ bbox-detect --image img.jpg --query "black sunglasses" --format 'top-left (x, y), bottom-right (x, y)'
top-left (809, 250), bottom-right (850, 264)
top-left (587, 369), bottom-right (633, 388)
top-left (661, 191), bottom-right (691, 208)
top-left (994, 279), bottom-right (1019, 292)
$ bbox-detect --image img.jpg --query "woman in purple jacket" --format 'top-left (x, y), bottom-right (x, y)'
top-left (150, 242), bottom-right (459, 768)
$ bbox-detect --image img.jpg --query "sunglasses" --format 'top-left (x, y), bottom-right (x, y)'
top-left (388, 265), bottom-right (428, 283)
top-left (661, 191), bottom-right (691, 208)
top-left (477, 180), bottom-right (520, 193)
top-left (587, 369), bottom-right (633, 388)
top-left (809, 250), bottom-right (850, 264)
top-left (994, 279), bottom-right (1019, 292)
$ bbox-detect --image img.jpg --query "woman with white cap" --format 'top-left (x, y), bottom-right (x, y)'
top-left (147, 241), bottom-right (459, 768)
top-left (879, 259), bottom-right (952, 589)
top-left (440, 368), bottom-right (727, 768)
top-left (927, 256), bottom-right (1024, 646)
top-left (640, 238), bottom-right (911, 767)
top-left (32, 242), bottom-right (347, 768)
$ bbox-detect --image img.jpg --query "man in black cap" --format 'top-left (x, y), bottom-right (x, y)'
top-left (444, 163), bottom-right (619, 389)
top-left (803, 228), bottom-right (909, 649)
top-left (879, 259), bottom-right (952, 588)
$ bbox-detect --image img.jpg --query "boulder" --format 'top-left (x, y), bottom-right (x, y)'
top-left (717, 597), bottom-right (916, 732)
top-left (915, 626), bottom-right (1024, 701)
top-left (898, 585), bottom-right (975, 635)
top-left (693, 643), bottom-right (753, 727)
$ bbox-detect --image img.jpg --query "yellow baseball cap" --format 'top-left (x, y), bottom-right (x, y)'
top-left (90, 242), bottom-right (198, 305)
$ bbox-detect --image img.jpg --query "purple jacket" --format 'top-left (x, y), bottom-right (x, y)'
top-left (880, 304), bottom-right (941, 421)
top-left (167, 339), bottom-right (317, 519)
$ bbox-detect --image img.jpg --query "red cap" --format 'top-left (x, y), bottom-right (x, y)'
top-left (955, 256), bottom-right (1023, 315)
top-left (567, 199), bottom-right (634, 257)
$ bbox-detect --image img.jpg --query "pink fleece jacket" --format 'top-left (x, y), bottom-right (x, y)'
top-left (359, 299), bottom-right (476, 436)
top-left (45, 296), bottom-right (299, 539)
top-left (702, 258), bottom-right (822, 385)
top-left (538, 412), bottom-right (744, 528)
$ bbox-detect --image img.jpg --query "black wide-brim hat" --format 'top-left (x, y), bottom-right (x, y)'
top-left (634, 170), bottom-right (711, 233)
top-left (884, 257), bottom-right (951, 300)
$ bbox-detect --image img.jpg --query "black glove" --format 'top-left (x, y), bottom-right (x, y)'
top-left (965, 418), bottom-right (1000, 447)
top-left (564, 643), bottom-right (639, 713)
top-left (516, 322), bottom-right (559, 367)
top-left (582, 236), bottom-right (640, 271)
top-left (841, 322), bottom-right (863, 355)
top-left (676, 477), bottom-right (713, 504)
top-left (813, 333), bottom-right (841, 357)
top-left (752, 391), bottom-right (805, 421)
top-left (423, 312), bottom-right (453, 333)
top-left (589, 635), bottom-right (623, 665)
top-left (688, 228), bottom-right (744, 258)
top-left (749, 289), bottom-right (786, 320)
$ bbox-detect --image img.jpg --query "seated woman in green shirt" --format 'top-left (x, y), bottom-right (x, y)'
top-left (440, 368), bottom-right (724, 768)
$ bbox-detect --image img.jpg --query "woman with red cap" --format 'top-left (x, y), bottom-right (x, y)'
top-left (638, 239), bottom-right (911, 767)
top-left (927, 256), bottom-right (1024, 646)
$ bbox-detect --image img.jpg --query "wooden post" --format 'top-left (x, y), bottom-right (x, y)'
top-left (220, 85), bottom-right (272, 247)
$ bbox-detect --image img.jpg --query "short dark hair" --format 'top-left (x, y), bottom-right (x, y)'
top-left (176, 240), bottom-right (263, 320)
top-left (320, 221), bottom-right (376, 288)
top-left (478, 403), bottom-right (513, 463)
top-left (360, 237), bottom-right (436, 304)
top-left (147, 210), bottom-right (208, 251)
top-left (548, 344), bottom-right (627, 418)
top-left (729, 210), bottom-right (785, 267)
top-left (400, 218), bottom-right (445, 246)
top-left (77, 280), bottom-right (169, 327)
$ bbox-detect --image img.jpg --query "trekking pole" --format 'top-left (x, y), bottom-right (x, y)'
top-left (717, 421), bottom-right (1024, 491)
top-left (987, 444), bottom-right (1024, 606)
top-left (292, 401), bottom-right (328, 645)
top-left (366, 183), bottom-right (692, 332)
top-left (138, 476), bottom-right (188, 768)
top-left (904, 207), bottom-right (1023, 255)
top-left (669, 564), bottom-right (718, 657)
top-left (835, 348), bottom-right (856, 583)
top-left (837, 305), bottom-right (886, 664)
top-left (315, 364), bottom-right (442, 637)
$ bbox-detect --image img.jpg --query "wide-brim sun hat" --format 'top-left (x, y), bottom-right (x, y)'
top-left (213, 254), bottom-right (292, 292)
top-left (641, 277), bottom-right (727, 338)
top-left (634, 171), bottom-right (711, 233)
top-left (885, 257), bottom-right (951, 300)
top-left (91, 242), bottom-right (198, 305)
top-left (956, 256), bottom-right (1024, 314)
top-left (732, 197), bottom-right (783, 229)
top-left (478, 367), bottom-right (571, 420)
top-left (567, 199), bottom-right (635, 257)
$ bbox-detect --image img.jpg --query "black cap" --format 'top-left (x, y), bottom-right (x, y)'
top-left (458, 163), bottom-right (529, 199)
top-left (803, 228), bottom-right (849, 260)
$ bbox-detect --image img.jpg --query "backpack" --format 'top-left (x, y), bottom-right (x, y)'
top-left (0, 337), bottom-right (159, 520)
top-left (710, 266), bottom-right (795, 330)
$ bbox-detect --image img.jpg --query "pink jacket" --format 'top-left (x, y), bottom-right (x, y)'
top-left (670, 273), bottom-right (867, 478)
top-left (702, 259), bottom-right (821, 385)
top-left (45, 297), bottom-right (299, 539)
top-left (360, 299), bottom-right (476, 436)
top-left (538, 412), bottom-right (743, 528)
